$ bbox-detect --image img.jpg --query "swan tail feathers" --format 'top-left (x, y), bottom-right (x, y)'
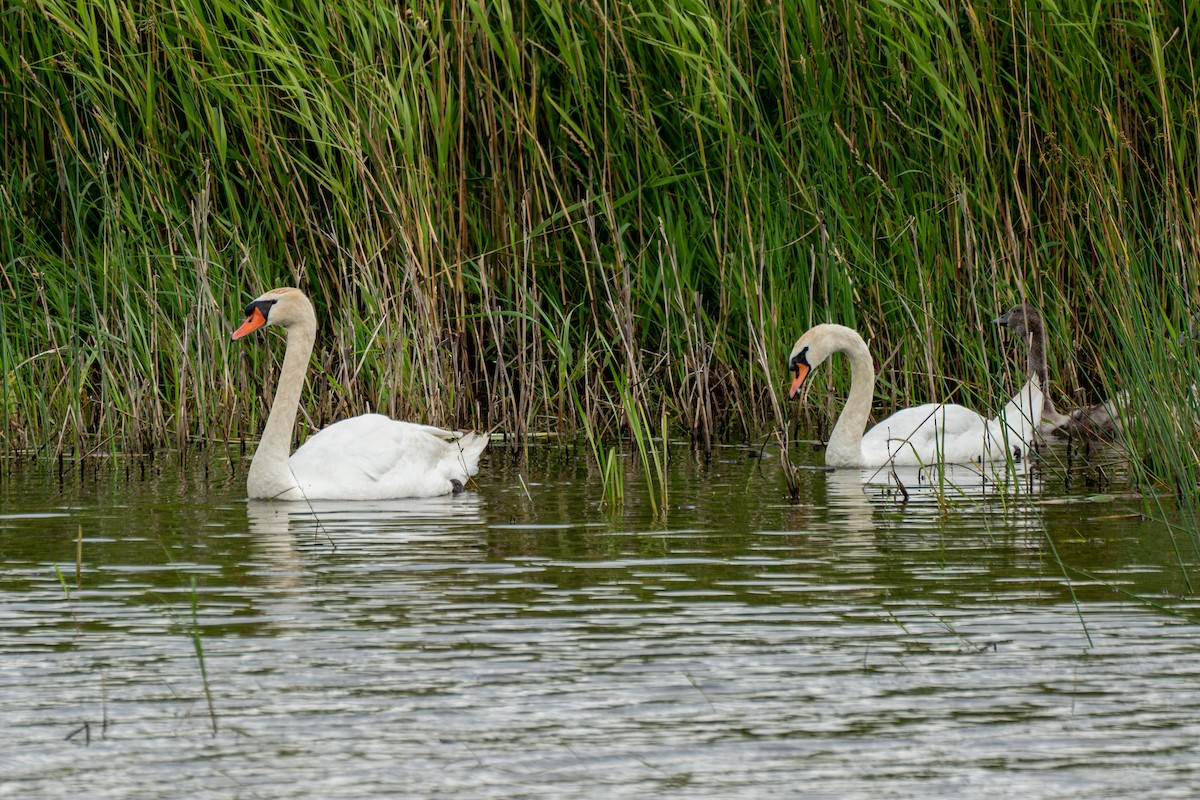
top-left (454, 432), bottom-right (490, 477)
top-left (411, 423), bottom-right (460, 438)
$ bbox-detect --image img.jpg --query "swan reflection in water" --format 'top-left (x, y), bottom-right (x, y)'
top-left (247, 493), bottom-right (486, 540)
top-left (824, 458), bottom-right (1043, 531)
top-left (245, 494), bottom-right (488, 624)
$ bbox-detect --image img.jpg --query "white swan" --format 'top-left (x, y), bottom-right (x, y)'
top-left (787, 323), bottom-right (1042, 468)
top-left (232, 287), bottom-right (488, 500)
top-left (994, 304), bottom-right (1123, 440)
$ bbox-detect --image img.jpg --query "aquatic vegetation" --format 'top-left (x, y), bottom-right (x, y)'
top-left (188, 578), bottom-right (218, 736)
top-left (601, 445), bottom-right (624, 510)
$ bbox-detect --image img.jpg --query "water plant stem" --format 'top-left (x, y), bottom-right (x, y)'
top-left (189, 577), bottom-right (218, 736)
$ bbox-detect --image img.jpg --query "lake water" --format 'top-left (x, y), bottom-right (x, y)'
top-left (3, 442), bottom-right (1200, 798)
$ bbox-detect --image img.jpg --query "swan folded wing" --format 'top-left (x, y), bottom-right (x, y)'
top-left (861, 403), bottom-right (991, 465)
top-left (858, 381), bottom-right (1042, 466)
top-left (868, 403), bottom-right (983, 441)
top-left (287, 414), bottom-right (476, 499)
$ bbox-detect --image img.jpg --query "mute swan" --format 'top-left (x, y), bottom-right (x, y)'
top-left (232, 287), bottom-right (489, 500)
top-left (994, 304), bottom-right (1123, 440)
top-left (993, 304), bottom-right (1072, 433)
top-left (787, 324), bottom-right (1042, 468)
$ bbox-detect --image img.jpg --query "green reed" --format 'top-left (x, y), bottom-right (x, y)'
top-left (188, 577), bottom-right (218, 736)
top-left (3, 1), bottom-right (1200, 515)
top-left (618, 376), bottom-right (668, 518)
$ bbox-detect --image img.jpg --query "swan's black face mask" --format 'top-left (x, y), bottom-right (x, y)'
top-left (244, 298), bottom-right (278, 321)
top-left (232, 298), bottom-right (280, 340)
top-left (788, 348), bottom-right (811, 399)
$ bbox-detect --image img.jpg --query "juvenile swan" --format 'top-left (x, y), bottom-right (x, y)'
top-left (232, 287), bottom-right (488, 500)
top-left (994, 304), bottom-right (1123, 440)
top-left (993, 304), bottom-right (1072, 433)
top-left (787, 323), bottom-right (1042, 468)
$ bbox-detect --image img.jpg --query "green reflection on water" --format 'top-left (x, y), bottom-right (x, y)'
top-left (0, 441), bottom-right (1192, 641)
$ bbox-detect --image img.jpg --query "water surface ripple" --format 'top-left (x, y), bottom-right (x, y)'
top-left (2, 445), bottom-right (1198, 798)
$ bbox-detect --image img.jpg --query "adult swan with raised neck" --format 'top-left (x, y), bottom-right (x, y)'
top-left (787, 323), bottom-right (1042, 468)
top-left (232, 287), bottom-right (488, 500)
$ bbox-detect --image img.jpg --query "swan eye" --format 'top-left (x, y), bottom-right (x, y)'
top-left (789, 347), bottom-right (809, 375)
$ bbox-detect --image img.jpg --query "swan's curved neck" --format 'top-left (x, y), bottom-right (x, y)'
top-left (1019, 318), bottom-right (1062, 420)
top-left (825, 333), bottom-right (875, 467)
top-left (248, 321), bottom-right (315, 497)
top-left (1023, 322), bottom-right (1048, 391)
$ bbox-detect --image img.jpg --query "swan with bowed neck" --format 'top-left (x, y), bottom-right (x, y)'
top-left (232, 288), bottom-right (488, 500)
top-left (787, 323), bottom-right (1042, 468)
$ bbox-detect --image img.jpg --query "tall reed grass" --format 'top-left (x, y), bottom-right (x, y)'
top-left (2, 1), bottom-right (1198, 499)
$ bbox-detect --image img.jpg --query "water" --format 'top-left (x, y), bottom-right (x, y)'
top-left (2, 443), bottom-right (1200, 798)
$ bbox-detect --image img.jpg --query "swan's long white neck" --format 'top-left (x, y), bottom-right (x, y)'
top-left (247, 319), bottom-right (314, 499)
top-left (824, 331), bottom-right (875, 467)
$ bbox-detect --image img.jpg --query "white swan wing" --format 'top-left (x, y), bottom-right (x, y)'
top-left (857, 379), bottom-right (1042, 467)
top-left (861, 403), bottom-right (990, 465)
top-left (286, 414), bottom-right (488, 500)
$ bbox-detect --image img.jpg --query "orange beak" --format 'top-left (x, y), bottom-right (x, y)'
top-left (789, 364), bottom-right (810, 399)
top-left (232, 307), bottom-right (268, 340)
